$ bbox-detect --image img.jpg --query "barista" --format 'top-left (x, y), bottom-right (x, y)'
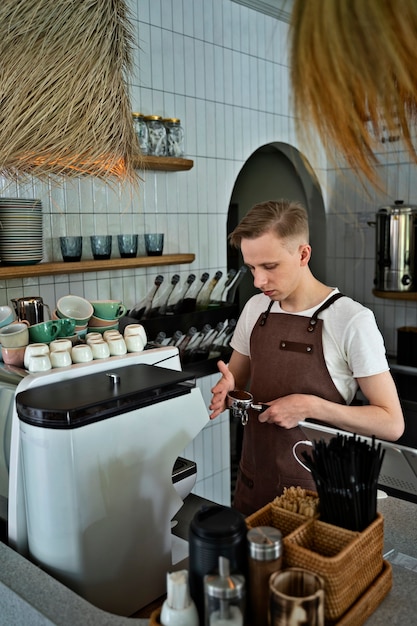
top-left (209, 200), bottom-right (404, 515)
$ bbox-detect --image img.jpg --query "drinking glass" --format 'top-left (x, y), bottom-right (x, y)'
top-left (144, 233), bottom-right (164, 256)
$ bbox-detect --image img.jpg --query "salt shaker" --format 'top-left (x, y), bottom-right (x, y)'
top-left (247, 526), bottom-right (283, 626)
top-left (160, 570), bottom-right (199, 626)
top-left (204, 556), bottom-right (245, 626)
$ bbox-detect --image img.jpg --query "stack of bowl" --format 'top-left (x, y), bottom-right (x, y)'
top-left (55, 295), bottom-right (94, 340)
top-left (88, 300), bottom-right (127, 334)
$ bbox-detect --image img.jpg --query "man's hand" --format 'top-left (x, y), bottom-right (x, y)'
top-left (209, 360), bottom-right (235, 420)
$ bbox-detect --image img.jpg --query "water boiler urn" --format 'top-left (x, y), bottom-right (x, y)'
top-left (374, 200), bottom-right (417, 291)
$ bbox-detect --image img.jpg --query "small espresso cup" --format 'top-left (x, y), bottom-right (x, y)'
top-left (125, 334), bottom-right (145, 352)
top-left (0, 305), bottom-right (15, 329)
top-left (28, 320), bottom-right (61, 344)
top-left (50, 349), bottom-right (72, 368)
top-left (24, 343), bottom-right (50, 370)
top-left (0, 321), bottom-right (30, 348)
top-left (144, 233), bottom-right (164, 256)
top-left (71, 344), bottom-right (93, 363)
top-left (60, 236), bottom-right (82, 262)
top-left (90, 235), bottom-right (112, 260)
top-left (49, 338), bottom-right (73, 353)
top-left (269, 568), bottom-right (325, 626)
top-left (118, 234), bottom-right (138, 258)
top-left (28, 354), bottom-right (52, 373)
top-left (90, 340), bottom-right (111, 360)
top-left (107, 335), bottom-right (127, 356)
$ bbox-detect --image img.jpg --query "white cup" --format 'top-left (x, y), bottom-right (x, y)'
top-left (49, 338), bottom-right (72, 352)
top-left (50, 349), bottom-right (72, 368)
top-left (71, 344), bottom-right (93, 363)
top-left (125, 334), bottom-right (145, 353)
top-left (123, 323), bottom-right (147, 343)
top-left (0, 321), bottom-right (30, 348)
top-left (103, 330), bottom-right (122, 341)
top-left (28, 354), bottom-right (52, 373)
top-left (90, 340), bottom-right (110, 359)
top-left (24, 343), bottom-right (50, 370)
top-left (85, 332), bottom-right (102, 344)
top-left (107, 336), bottom-right (127, 356)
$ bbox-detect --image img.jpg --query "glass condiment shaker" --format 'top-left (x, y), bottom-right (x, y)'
top-left (164, 117), bottom-right (184, 157)
top-left (132, 112), bottom-right (149, 155)
top-left (204, 556), bottom-right (245, 626)
top-left (145, 115), bottom-right (167, 156)
top-left (247, 526), bottom-right (283, 626)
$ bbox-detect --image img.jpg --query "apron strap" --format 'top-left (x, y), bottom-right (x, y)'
top-left (307, 292), bottom-right (345, 332)
top-left (259, 292), bottom-right (345, 329)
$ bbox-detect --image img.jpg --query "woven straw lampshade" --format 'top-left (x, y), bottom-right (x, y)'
top-left (0, 0), bottom-right (140, 182)
top-left (290, 0), bottom-right (417, 187)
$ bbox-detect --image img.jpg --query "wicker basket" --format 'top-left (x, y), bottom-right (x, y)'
top-left (283, 512), bottom-right (384, 621)
top-left (245, 498), bottom-right (317, 538)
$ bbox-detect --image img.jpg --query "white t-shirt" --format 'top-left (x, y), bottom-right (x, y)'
top-left (230, 289), bottom-right (389, 404)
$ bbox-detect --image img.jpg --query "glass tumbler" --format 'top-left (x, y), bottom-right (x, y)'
top-left (144, 233), bottom-right (164, 256)
top-left (90, 235), bottom-right (112, 260)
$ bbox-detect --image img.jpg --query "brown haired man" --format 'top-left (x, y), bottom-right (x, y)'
top-left (210, 200), bottom-right (404, 515)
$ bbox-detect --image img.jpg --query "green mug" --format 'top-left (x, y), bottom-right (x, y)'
top-left (28, 320), bottom-right (61, 344)
top-left (90, 300), bottom-right (127, 320)
top-left (57, 317), bottom-right (77, 338)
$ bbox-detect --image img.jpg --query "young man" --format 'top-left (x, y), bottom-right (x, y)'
top-left (209, 200), bottom-right (404, 515)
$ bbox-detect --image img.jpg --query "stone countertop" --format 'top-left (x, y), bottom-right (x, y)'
top-left (1, 494), bottom-right (417, 625)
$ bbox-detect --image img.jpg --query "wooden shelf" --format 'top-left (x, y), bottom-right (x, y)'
top-left (134, 156), bottom-right (194, 172)
top-left (0, 254), bottom-right (195, 279)
top-left (373, 289), bottom-right (417, 301)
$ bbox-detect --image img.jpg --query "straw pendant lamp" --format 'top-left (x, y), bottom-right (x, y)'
top-left (0, 0), bottom-right (141, 183)
top-left (290, 0), bottom-right (417, 188)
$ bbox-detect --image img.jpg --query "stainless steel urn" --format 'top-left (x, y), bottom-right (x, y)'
top-left (374, 200), bottom-right (417, 291)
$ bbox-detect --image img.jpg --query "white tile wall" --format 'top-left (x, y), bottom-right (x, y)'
top-left (2, 0), bottom-right (417, 505)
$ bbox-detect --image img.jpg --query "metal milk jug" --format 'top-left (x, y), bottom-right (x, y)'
top-left (11, 296), bottom-right (51, 325)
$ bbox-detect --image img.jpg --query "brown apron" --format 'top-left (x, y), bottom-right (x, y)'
top-left (233, 293), bottom-right (345, 515)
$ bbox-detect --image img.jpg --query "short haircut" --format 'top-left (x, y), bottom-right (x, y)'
top-left (229, 199), bottom-right (309, 248)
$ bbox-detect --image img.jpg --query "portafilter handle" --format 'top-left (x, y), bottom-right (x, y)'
top-left (227, 390), bottom-right (268, 426)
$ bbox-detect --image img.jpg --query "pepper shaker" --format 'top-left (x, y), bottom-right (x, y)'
top-left (204, 556), bottom-right (245, 626)
top-left (247, 526), bottom-right (283, 626)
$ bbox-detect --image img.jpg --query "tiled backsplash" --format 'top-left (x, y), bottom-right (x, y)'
top-left (1, 0), bottom-right (417, 505)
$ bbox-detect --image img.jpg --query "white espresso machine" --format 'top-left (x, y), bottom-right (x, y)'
top-left (1, 346), bottom-right (208, 616)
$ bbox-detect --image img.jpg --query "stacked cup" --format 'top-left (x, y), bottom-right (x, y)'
top-left (88, 300), bottom-right (127, 334)
top-left (0, 320), bottom-right (30, 368)
top-left (123, 324), bottom-right (147, 352)
top-left (56, 295), bottom-right (94, 340)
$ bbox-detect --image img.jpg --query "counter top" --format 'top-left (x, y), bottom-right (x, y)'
top-left (1, 494), bottom-right (417, 625)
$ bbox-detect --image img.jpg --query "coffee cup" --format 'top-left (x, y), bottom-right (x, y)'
top-left (90, 300), bottom-right (127, 320)
top-left (28, 320), bottom-right (61, 344)
top-left (90, 340), bottom-right (111, 360)
top-left (28, 354), bottom-right (52, 373)
top-left (56, 295), bottom-right (94, 326)
top-left (57, 317), bottom-right (77, 338)
top-left (24, 343), bottom-right (50, 370)
top-left (107, 336), bottom-right (127, 356)
top-left (71, 344), bottom-right (93, 363)
top-left (49, 338), bottom-right (72, 353)
top-left (123, 324), bottom-right (147, 344)
top-left (50, 349), bottom-right (72, 368)
top-left (125, 334), bottom-right (145, 353)
top-left (0, 305), bottom-right (15, 329)
top-left (85, 332), bottom-right (103, 344)
top-left (103, 330), bottom-right (122, 341)
top-left (88, 315), bottom-right (120, 328)
top-left (0, 321), bottom-right (30, 348)
top-left (1, 346), bottom-right (26, 368)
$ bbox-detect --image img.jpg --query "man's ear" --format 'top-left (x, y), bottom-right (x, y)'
top-left (299, 244), bottom-right (311, 265)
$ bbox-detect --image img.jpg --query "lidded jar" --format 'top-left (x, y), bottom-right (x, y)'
top-left (145, 115), bottom-right (167, 156)
top-left (132, 112), bottom-right (148, 155)
top-left (247, 526), bottom-right (283, 626)
top-left (164, 117), bottom-right (184, 157)
top-left (204, 556), bottom-right (245, 626)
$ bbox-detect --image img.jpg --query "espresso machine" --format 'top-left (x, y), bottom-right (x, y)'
top-left (2, 346), bottom-right (208, 616)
